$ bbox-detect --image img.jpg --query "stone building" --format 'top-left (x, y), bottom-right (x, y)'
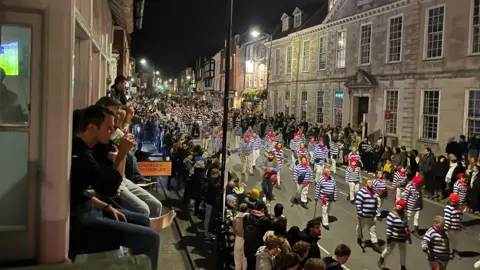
top-left (268, 0), bottom-right (480, 152)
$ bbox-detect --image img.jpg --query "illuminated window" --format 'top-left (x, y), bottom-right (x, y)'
top-left (258, 64), bottom-right (265, 88)
top-left (285, 46), bottom-right (292, 74)
top-left (425, 5), bottom-right (444, 59)
top-left (329, 0), bottom-right (337, 10)
top-left (388, 15), bottom-right (403, 62)
top-left (302, 40), bottom-right (310, 72)
top-left (334, 91), bottom-right (343, 127)
top-left (421, 90), bottom-right (440, 140)
top-left (316, 90), bottom-right (324, 123)
top-left (385, 90), bottom-right (399, 134)
top-left (318, 35), bottom-right (327, 70)
top-left (466, 90), bottom-right (480, 137)
top-left (301, 90), bottom-right (307, 120)
top-left (336, 30), bottom-right (346, 68)
top-left (359, 23), bottom-right (372, 65)
top-left (472, 0), bottom-right (480, 53)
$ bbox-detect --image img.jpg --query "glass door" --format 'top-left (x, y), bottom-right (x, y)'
top-left (0, 10), bottom-right (42, 262)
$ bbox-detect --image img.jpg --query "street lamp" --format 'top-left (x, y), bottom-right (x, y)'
top-left (169, 78), bottom-right (172, 83)
top-left (250, 30), bottom-right (260, 38)
top-left (140, 59), bottom-right (147, 65)
top-left (155, 71), bottom-right (160, 75)
top-left (186, 75), bottom-right (191, 80)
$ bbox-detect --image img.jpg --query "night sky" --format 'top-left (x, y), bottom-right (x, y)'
top-left (131, 0), bottom-right (320, 77)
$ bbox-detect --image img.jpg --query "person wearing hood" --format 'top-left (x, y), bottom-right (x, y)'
top-left (432, 155), bottom-right (449, 200)
top-left (256, 234), bottom-right (282, 270)
top-left (377, 200), bottom-right (411, 270)
top-left (444, 193), bottom-right (463, 260)
top-left (244, 201), bottom-right (273, 270)
top-left (403, 175), bottom-right (424, 237)
top-left (355, 179), bottom-right (382, 253)
top-left (246, 188), bottom-right (261, 210)
top-left (298, 219), bottom-right (322, 260)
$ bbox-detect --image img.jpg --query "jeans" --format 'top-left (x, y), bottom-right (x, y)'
top-left (125, 152), bottom-right (143, 183)
top-left (119, 178), bottom-right (162, 218)
top-left (70, 208), bottom-right (160, 270)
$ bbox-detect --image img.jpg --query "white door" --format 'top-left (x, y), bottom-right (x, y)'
top-left (0, 10), bottom-right (42, 262)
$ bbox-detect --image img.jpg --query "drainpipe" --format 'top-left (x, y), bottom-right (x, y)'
top-left (135, 0), bottom-right (145, 30)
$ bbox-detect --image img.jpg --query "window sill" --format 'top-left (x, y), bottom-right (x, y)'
top-left (422, 57), bottom-right (443, 62)
top-left (467, 52), bottom-right (480, 57)
top-left (385, 133), bottom-right (398, 137)
top-left (417, 138), bottom-right (438, 144)
top-left (335, 67), bottom-right (346, 70)
top-left (317, 68), bottom-right (327, 72)
top-left (359, 63), bottom-right (371, 67)
top-left (385, 60), bottom-right (401, 64)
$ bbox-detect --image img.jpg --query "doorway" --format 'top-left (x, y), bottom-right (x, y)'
top-left (352, 96), bottom-right (369, 127)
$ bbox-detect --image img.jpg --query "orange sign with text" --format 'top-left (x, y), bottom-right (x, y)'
top-left (137, 161), bottom-right (172, 177)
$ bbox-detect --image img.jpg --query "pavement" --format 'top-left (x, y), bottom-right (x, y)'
top-left (218, 140), bottom-right (480, 270)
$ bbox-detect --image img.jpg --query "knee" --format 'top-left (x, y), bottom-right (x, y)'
top-left (137, 203), bottom-right (151, 217)
top-left (150, 199), bottom-right (163, 217)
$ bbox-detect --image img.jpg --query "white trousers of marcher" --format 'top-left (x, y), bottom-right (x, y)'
top-left (356, 217), bottom-right (378, 243)
top-left (290, 154), bottom-right (296, 170)
top-left (474, 259), bottom-right (480, 270)
top-left (322, 202), bottom-right (332, 225)
top-left (235, 136), bottom-right (241, 148)
top-left (277, 168), bottom-right (282, 185)
top-left (234, 236), bottom-right (247, 270)
top-left (381, 241), bottom-right (407, 266)
top-left (314, 164), bottom-right (325, 182)
top-left (202, 138), bottom-right (210, 150)
top-left (252, 149), bottom-right (260, 166)
top-left (376, 197), bottom-right (384, 217)
top-left (349, 182), bottom-right (360, 201)
top-left (447, 230), bottom-right (459, 251)
top-left (396, 188), bottom-right (404, 201)
top-left (296, 183), bottom-right (309, 203)
top-left (407, 210), bottom-right (420, 227)
top-left (241, 155), bottom-right (253, 174)
top-left (330, 158), bottom-right (337, 174)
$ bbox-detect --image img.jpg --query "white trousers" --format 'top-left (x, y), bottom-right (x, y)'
top-left (252, 149), bottom-right (260, 166)
top-left (202, 138), bottom-right (210, 150)
top-left (234, 236), bottom-right (247, 270)
top-left (376, 197), bottom-right (384, 217)
top-left (241, 155), bottom-right (253, 174)
top-left (407, 210), bottom-right (420, 227)
top-left (474, 259), bottom-right (480, 270)
top-left (290, 154), bottom-right (296, 170)
top-left (322, 202), bottom-right (332, 225)
top-left (356, 217), bottom-right (378, 243)
top-left (381, 241), bottom-right (406, 266)
top-left (277, 169), bottom-right (282, 185)
top-left (314, 164), bottom-right (325, 182)
top-left (349, 182), bottom-right (360, 201)
top-left (396, 187), bottom-right (404, 201)
top-left (447, 230), bottom-right (459, 251)
top-left (235, 136), bottom-right (241, 148)
top-left (295, 183), bottom-right (309, 203)
top-left (330, 158), bottom-right (337, 173)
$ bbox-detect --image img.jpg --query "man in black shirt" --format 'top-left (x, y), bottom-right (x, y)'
top-left (69, 105), bottom-right (159, 270)
top-left (323, 244), bottom-right (351, 270)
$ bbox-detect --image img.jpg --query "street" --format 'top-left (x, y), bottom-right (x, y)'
top-left (221, 141), bottom-right (480, 270)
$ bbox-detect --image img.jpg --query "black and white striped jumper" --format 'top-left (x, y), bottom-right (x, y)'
top-left (421, 226), bottom-right (450, 262)
top-left (444, 203), bottom-right (462, 231)
top-left (385, 212), bottom-right (409, 242)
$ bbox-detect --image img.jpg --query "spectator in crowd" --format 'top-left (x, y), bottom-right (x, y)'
top-left (244, 201), bottom-right (273, 270)
top-left (255, 234), bottom-right (282, 270)
top-left (298, 219), bottom-right (322, 259)
top-left (323, 244), bottom-right (351, 270)
top-left (303, 258), bottom-right (325, 270)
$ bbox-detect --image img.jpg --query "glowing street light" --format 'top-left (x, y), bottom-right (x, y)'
top-left (130, 78), bottom-right (135, 82)
top-left (155, 71), bottom-right (160, 75)
top-left (250, 30), bottom-right (260, 38)
top-left (169, 78), bottom-right (173, 83)
top-left (140, 59), bottom-right (147, 65)
top-left (186, 75), bottom-right (191, 80)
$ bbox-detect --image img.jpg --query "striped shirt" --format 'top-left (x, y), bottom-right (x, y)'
top-left (275, 133), bottom-right (284, 143)
top-left (348, 151), bottom-right (361, 163)
top-left (385, 212), bottom-right (409, 241)
top-left (373, 179), bottom-right (387, 195)
top-left (403, 183), bottom-right (423, 211)
top-left (453, 180), bottom-right (468, 204)
top-left (251, 136), bottom-right (261, 150)
top-left (307, 142), bottom-right (317, 153)
top-left (330, 142), bottom-right (339, 156)
top-left (214, 134), bottom-right (223, 149)
top-left (421, 226), bottom-right (450, 262)
top-left (297, 148), bottom-right (308, 159)
top-left (355, 188), bottom-right (378, 218)
top-left (264, 140), bottom-right (275, 152)
top-left (239, 140), bottom-right (253, 155)
top-left (274, 148), bottom-right (284, 163)
top-left (315, 175), bottom-right (338, 202)
top-left (444, 204), bottom-right (462, 231)
top-left (233, 126), bottom-right (242, 136)
top-left (293, 164), bottom-right (313, 183)
top-left (313, 146), bottom-right (329, 165)
top-left (345, 166), bottom-right (361, 182)
top-left (289, 139), bottom-right (300, 151)
top-left (298, 134), bottom-right (306, 145)
top-left (393, 171), bottom-right (408, 190)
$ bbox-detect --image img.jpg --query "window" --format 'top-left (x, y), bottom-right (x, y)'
top-left (466, 90), bottom-right (480, 137)
top-left (359, 23), bottom-right (372, 65)
top-left (286, 46), bottom-right (293, 74)
top-left (258, 64), bottom-right (265, 88)
top-left (425, 5), bottom-right (445, 59)
top-left (334, 91), bottom-right (343, 127)
top-left (387, 15), bottom-right (403, 62)
top-left (246, 46), bottom-right (251, 61)
top-left (274, 49), bottom-right (281, 75)
top-left (273, 91), bottom-right (279, 115)
top-left (294, 14), bottom-right (302, 27)
top-left (222, 58), bottom-right (226, 72)
top-left (316, 90), bottom-right (324, 123)
top-left (329, 0), bottom-right (337, 10)
top-left (253, 68), bottom-right (258, 88)
top-left (385, 90), bottom-right (399, 134)
top-left (421, 90), bottom-right (440, 140)
top-left (472, 0), bottom-right (480, 53)
top-left (282, 18), bottom-right (289, 32)
top-left (336, 30), bottom-right (347, 68)
top-left (302, 40), bottom-right (310, 72)
top-left (301, 90), bottom-right (308, 120)
top-left (285, 89), bottom-right (290, 116)
top-left (318, 36), bottom-right (327, 70)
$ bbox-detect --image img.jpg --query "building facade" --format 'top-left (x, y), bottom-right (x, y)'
top-left (0, 0), bottom-right (138, 265)
top-left (268, 0), bottom-right (480, 153)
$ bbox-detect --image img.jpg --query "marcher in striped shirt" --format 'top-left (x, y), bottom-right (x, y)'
top-left (239, 135), bottom-right (254, 176)
top-left (314, 168), bottom-right (337, 230)
top-left (273, 143), bottom-right (285, 187)
top-left (251, 132), bottom-right (261, 169)
top-left (355, 179), bottom-right (382, 253)
top-left (378, 200), bottom-right (411, 270)
top-left (444, 193), bottom-right (462, 260)
top-left (213, 130), bottom-right (223, 154)
top-left (298, 130), bottom-right (306, 145)
top-left (329, 140), bottom-right (339, 175)
top-left (403, 176), bottom-right (424, 237)
top-left (307, 136), bottom-right (317, 162)
top-left (392, 166), bottom-right (408, 201)
top-left (453, 173), bottom-right (468, 206)
top-left (345, 158), bottom-right (362, 204)
top-left (264, 133), bottom-right (276, 153)
top-left (292, 155), bottom-right (313, 209)
top-left (313, 138), bottom-right (329, 182)
top-left (297, 143), bottom-right (308, 164)
top-left (422, 216), bottom-right (450, 269)
top-left (348, 146), bottom-right (362, 167)
top-left (373, 171), bottom-right (388, 221)
top-left (289, 133), bottom-right (301, 171)
top-left (233, 124), bottom-right (242, 149)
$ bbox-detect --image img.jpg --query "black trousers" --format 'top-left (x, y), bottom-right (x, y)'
top-left (262, 177), bottom-right (273, 201)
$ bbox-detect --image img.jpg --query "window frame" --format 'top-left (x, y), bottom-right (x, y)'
top-left (358, 22), bottom-right (372, 66)
top-left (469, 0), bottom-right (480, 55)
top-left (318, 35), bottom-right (328, 70)
top-left (423, 4), bottom-right (446, 60)
top-left (316, 90), bottom-right (325, 124)
top-left (334, 90), bottom-right (344, 127)
top-left (386, 14), bottom-right (404, 63)
top-left (294, 14), bottom-right (302, 27)
top-left (285, 89), bottom-right (290, 116)
top-left (285, 45), bottom-right (293, 74)
top-left (384, 89), bottom-right (399, 136)
top-left (419, 89), bottom-right (441, 142)
top-left (336, 29), bottom-right (347, 68)
top-left (301, 40), bottom-right (310, 72)
top-left (301, 89), bottom-right (308, 120)
top-left (274, 48), bottom-right (281, 76)
top-left (282, 18), bottom-right (289, 32)
top-left (463, 89), bottom-right (480, 137)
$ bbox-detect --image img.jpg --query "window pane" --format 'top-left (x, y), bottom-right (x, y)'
top-left (421, 90), bottom-right (440, 140)
top-left (359, 24), bottom-right (372, 65)
top-left (0, 132), bottom-right (29, 227)
top-left (388, 16), bottom-right (403, 62)
top-left (317, 90), bottom-right (324, 123)
top-left (426, 7), bottom-right (444, 58)
top-left (0, 25), bottom-right (31, 125)
top-left (336, 30), bottom-right (346, 68)
top-left (334, 91), bottom-right (343, 127)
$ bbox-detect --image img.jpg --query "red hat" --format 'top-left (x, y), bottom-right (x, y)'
top-left (412, 175), bottom-right (422, 185)
top-left (449, 193), bottom-right (460, 203)
top-left (350, 158), bottom-right (357, 164)
top-left (245, 134), bottom-right (250, 139)
top-left (456, 173), bottom-right (465, 179)
top-left (394, 200), bottom-right (407, 209)
top-left (319, 137), bottom-right (324, 142)
top-left (397, 165), bottom-right (403, 170)
top-left (309, 136), bottom-right (315, 140)
top-left (294, 133), bottom-right (298, 137)
top-left (269, 133), bottom-right (275, 139)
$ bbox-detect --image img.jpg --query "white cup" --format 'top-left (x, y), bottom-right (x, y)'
top-left (110, 129), bottom-right (125, 144)
top-left (165, 157), bottom-right (170, 161)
